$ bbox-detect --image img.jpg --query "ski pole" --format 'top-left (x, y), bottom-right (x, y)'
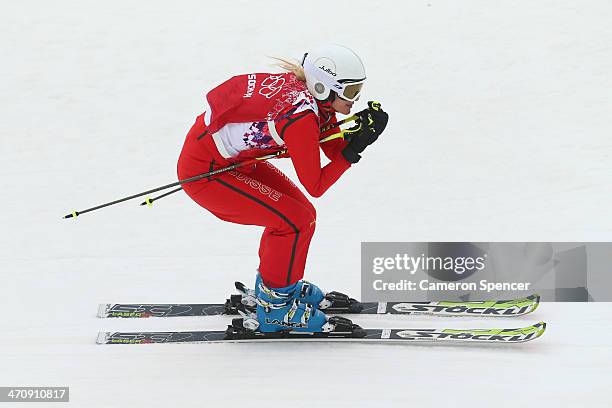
top-left (139, 112), bottom-right (363, 207)
top-left (320, 112), bottom-right (359, 135)
top-left (63, 129), bottom-right (350, 219)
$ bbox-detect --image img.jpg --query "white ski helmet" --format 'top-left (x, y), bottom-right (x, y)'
top-left (301, 44), bottom-right (366, 102)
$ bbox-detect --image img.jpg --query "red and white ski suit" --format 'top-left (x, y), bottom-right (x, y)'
top-left (177, 72), bottom-right (351, 288)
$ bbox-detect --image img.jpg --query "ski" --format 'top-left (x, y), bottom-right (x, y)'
top-left (98, 293), bottom-right (540, 318)
top-left (96, 321), bottom-right (546, 345)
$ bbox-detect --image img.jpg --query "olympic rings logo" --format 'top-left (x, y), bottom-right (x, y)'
top-left (259, 75), bottom-right (285, 99)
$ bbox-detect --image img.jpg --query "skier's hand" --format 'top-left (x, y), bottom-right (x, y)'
top-left (341, 101), bottom-right (387, 164)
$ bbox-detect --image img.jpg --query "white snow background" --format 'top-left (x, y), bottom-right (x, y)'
top-left (1, 0), bottom-right (611, 407)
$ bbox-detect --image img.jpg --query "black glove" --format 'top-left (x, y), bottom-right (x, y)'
top-left (341, 101), bottom-right (388, 164)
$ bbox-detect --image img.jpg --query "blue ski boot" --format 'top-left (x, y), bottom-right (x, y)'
top-left (256, 281), bottom-right (331, 332)
top-left (234, 273), bottom-right (363, 314)
top-left (236, 278), bottom-right (357, 333)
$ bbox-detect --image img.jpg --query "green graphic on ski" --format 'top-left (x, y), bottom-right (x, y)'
top-left (97, 321), bottom-right (547, 345)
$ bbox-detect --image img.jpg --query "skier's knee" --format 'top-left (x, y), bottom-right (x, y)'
top-left (292, 207), bottom-right (316, 234)
top-left (298, 213), bottom-right (316, 233)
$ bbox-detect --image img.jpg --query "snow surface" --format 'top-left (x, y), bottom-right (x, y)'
top-left (1, 0), bottom-right (611, 407)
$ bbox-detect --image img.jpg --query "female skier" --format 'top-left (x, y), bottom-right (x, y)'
top-left (177, 44), bottom-right (388, 334)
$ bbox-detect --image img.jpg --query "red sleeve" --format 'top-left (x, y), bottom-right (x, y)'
top-left (278, 112), bottom-right (351, 198)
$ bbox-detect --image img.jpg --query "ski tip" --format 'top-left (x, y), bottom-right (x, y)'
top-left (535, 321), bottom-right (547, 337)
top-left (510, 293), bottom-right (541, 316)
top-left (97, 304), bottom-right (111, 318)
top-left (511, 321), bottom-right (546, 342)
top-left (96, 331), bottom-right (111, 344)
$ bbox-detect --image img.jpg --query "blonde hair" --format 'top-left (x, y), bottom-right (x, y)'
top-left (270, 57), bottom-right (306, 82)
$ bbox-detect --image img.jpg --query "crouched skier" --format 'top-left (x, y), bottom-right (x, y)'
top-left (177, 44), bottom-right (388, 334)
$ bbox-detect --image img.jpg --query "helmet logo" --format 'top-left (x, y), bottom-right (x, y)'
top-left (318, 65), bottom-right (336, 76)
top-left (314, 83), bottom-right (325, 93)
top-left (314, 57), bottom-right (337, 77)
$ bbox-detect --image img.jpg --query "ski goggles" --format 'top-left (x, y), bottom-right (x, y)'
top-left (337, 80), bottom-right (365, 102)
